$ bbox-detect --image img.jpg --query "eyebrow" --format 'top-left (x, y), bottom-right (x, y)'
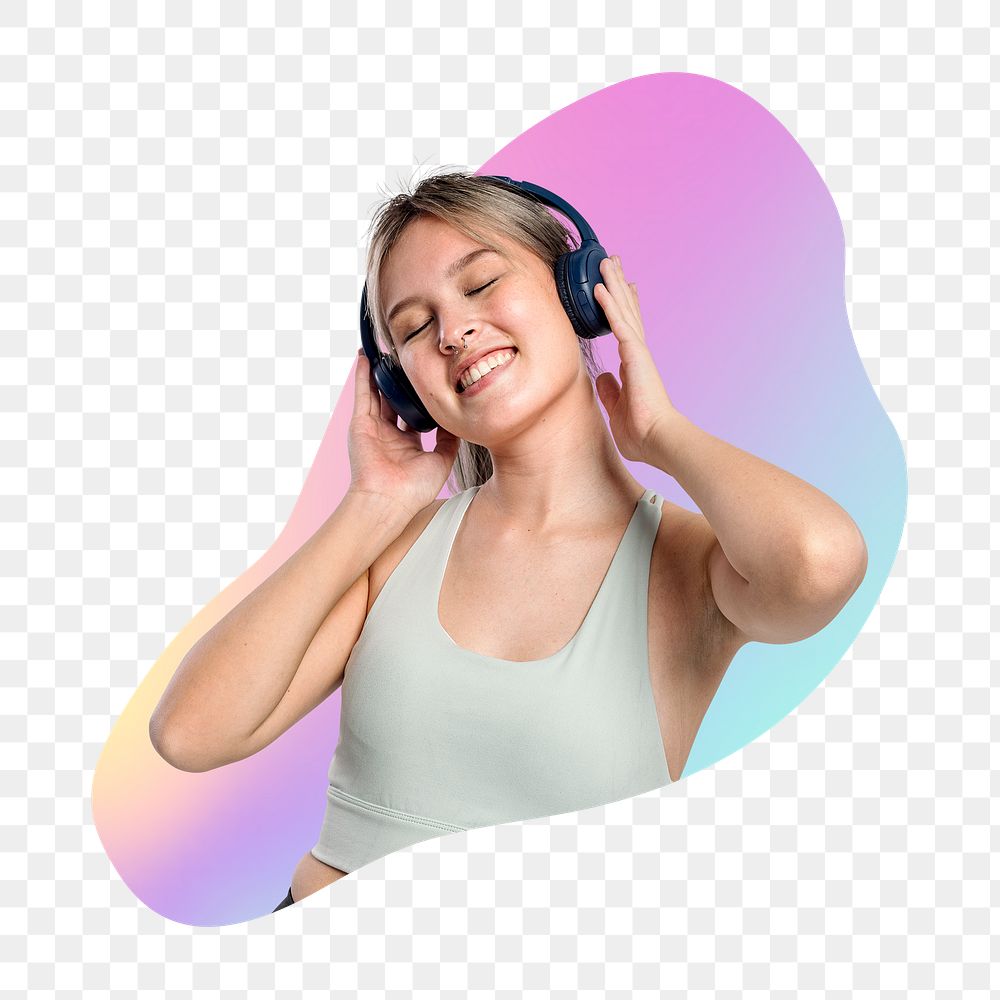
top-left (385, 248), bottom-right (502, 328)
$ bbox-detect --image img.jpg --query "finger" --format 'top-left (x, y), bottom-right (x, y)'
top-left (432, 424), bottom-right (461, 460)
top-left (594, 281), bottom-right (630, 342)
top-left (604, 255), bottom-right (645, 335)
top-left (369, 359), bottom-right (392, 422)
top-left (609, 255), bottom-right (643, 332)
top-left (628, 281), bottom-right (643, 326)
top-left (600, 254), bottom-right (630, 304)
top-left (353, 350), bottom-right (374, 418)
top-left (595, 371), bottom-right (620, 416)
top-left (597, 258), bottom-right (636, 335)
top-left (378, 387), bottom-right (398, 426)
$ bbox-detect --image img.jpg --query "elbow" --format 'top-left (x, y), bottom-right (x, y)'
top-left (148, 712), bottom-right (219, 773)
top-left (798, 522), bottom-right (868, 604)
top-left (148, 713), bottom-right (190, 771)
top-left (851, 535), bottom-right (869, 593)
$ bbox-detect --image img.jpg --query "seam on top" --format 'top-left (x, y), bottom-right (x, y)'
top-left (328, 786), bottom-right (468, 832)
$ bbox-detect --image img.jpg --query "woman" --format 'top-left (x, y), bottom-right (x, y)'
top-left (149, 171), bottom-right (868, 912)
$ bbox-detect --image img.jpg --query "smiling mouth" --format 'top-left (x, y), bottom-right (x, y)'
top-left (455, 348), bottom-right (518, 394)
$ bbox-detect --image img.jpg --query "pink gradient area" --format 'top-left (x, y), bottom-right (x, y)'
top-left (93, 73), bottom-right (902, 926)
top-left (482, 74), bottom-right (853, 456)
top-left (92, 359), bottom-right (363, 926)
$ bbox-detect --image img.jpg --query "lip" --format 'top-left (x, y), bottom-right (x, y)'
top-left (456, 349), bottom-right (518, 397)
top-left (454, 345), bottom-right (517, 391)
top-left (452, 344), bottom-right (517, 396)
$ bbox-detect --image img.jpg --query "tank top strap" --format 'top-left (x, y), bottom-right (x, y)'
top-left (436, 486), bottom-right (665, 653)
top-left (376, 484), bottom-right (663, 640)
top-left (431, 484), bottom-right (479, 564)
top-left (363, 487), bottom-right (477, 628)
top-left (433, 485), bottom-right (663, 604)
top-left (407, 487), bottom-right (481, 618)
top-left (570, 486), bottom-right (664, 644)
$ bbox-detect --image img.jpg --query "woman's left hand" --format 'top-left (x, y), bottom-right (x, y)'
top-left (593, 254), bottom-right (679, 464)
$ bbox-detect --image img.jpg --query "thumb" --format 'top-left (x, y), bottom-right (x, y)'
top-left (432, 424), bottom-right (462, 462)
top-left (595, 372), bottom-right (620, 416)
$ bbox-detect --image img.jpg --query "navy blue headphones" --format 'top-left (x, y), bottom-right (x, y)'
top-left (358, 175), bottom-right (611, 433)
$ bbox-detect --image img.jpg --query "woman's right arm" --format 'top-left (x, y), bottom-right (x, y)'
top-left (149, 349), bottom-right (461, 773)
top-left (148, 489), bottom-right (415, 772)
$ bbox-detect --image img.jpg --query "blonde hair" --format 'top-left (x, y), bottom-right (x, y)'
top-left (363, 166), bottom-right (604, 492)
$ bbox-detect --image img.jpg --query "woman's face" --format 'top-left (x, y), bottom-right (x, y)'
top-left (379, 214), bottom-right (587, 443)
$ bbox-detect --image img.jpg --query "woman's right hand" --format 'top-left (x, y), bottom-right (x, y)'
top-left (346, 350), bottom-right (462, 518)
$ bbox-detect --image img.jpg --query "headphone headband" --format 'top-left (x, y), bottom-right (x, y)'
top-left (487, 175), bottom-right (600, 245)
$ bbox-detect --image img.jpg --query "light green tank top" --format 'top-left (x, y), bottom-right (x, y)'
top-left (312, 484), bottom-right (671, 873)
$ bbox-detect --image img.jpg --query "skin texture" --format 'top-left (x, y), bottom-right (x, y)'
top-left (592, 251), bottom-right (868, 638)
top-left (289, 219), bottom-right (655, 905)
top-left (287, 215), bottom-right (867, 906)
top-left (380, 214), bottom-right (647, 529)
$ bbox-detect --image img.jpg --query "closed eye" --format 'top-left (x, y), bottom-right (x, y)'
top-left (402, 279), bottom-right (499, 342)
top-left (469, 278), bottom-right (498, 296)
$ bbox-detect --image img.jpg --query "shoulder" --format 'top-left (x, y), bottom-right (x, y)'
top-left (649, 499), bottom-right (748, 661)
top-left (366, 496), bottom-right (450, 615)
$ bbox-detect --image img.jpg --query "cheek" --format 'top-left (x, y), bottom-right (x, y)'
top-left (512, 296), bottom-right (579, 366)
top-left (396, 356), bottom-right (432, 396)
top-left (497, 286), bottom-right (573, 344)
top-left (493, 294), bottom-right (533, 328)
top-left (403, 358), bottom-right (460, 412)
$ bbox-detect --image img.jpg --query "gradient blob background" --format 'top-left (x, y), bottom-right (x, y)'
top-left (92, 72), bottom-right (906, 927)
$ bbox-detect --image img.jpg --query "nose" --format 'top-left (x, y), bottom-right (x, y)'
top-left (439, 319), bottom-right (477, 354)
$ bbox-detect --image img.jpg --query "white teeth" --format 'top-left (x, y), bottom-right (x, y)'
top-left (459, 350), bottom-right (515, 390)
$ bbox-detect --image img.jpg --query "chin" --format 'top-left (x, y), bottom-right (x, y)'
top-left (462, 385), bottom-right (576, 449)
top-left (435, 349), bottom-right (581, 437)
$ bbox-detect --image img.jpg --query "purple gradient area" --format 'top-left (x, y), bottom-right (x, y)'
top-left (479, 71), bottom-right (902, 783)
top-left (93, 72), bottom-right (905, 926)
top-left (488, 74), bottom-right (850, 440)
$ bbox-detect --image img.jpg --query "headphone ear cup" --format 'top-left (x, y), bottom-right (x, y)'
top-left (360, 283), bottom-right (438, 432)
top-left (373, 355), bottom-right (438, 433)
top-left (554, 252), bottom-right (589, 339)
top-left (554, 246), bottom-right (612, 340)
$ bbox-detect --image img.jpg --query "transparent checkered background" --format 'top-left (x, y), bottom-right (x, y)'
top-left (2, 1), bottom-right (995, 995)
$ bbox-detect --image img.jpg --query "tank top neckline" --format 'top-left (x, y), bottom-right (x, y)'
top-left (432, 485), bottom-right (661, 666)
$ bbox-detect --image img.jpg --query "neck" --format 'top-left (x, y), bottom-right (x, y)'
top-left (473, 371), bottom-right (644, 530)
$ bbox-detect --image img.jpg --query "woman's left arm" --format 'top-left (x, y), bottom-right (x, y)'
top-left (643, 410), bottom-right (868, 644)
top-left (594, 254), bottom-right (868, 645)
